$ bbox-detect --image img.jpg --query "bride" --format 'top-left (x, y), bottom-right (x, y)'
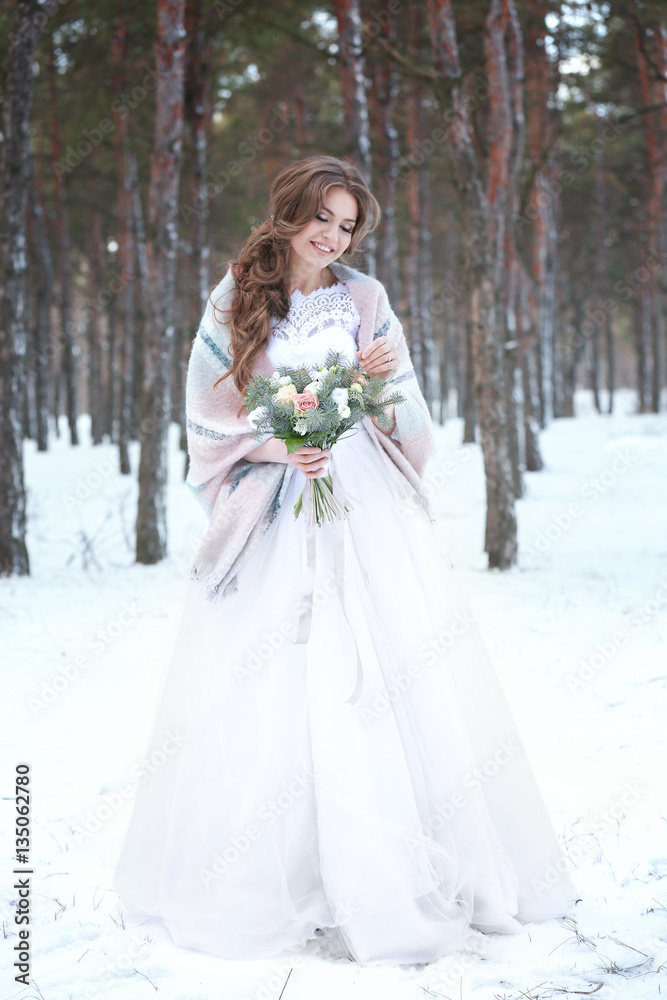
top-left (113, 153), bottom-right (577, 967)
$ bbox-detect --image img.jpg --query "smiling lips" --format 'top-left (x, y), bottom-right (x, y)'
top-left (311, 240), bottom-right (334, 254)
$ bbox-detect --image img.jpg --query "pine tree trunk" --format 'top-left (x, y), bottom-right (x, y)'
top-left (593, 117), bottom-right (611, 415)
top-left (635, 17), bottom-right (664, 413)
top-left (522, 0), bottom-right (555, 429)
top-left (26, 149), bottom-right (52, 452)
top-left (48, 50), bottom-right (78, 446)
top-left (111, 21), bottom-right (137, 474)
top-left (504, 0), bottom-right (525, 497)
top-left (106, 295), bottom-right (117, 442)
top-left (130, 149), bottom-right (148, 440)
top-left (504, 247), bottom-right (523, 497)
top-left (427, 0), bottom-right (518, 568)
top-left (135, 0), bottom-right (187, 564)
top-left (333, 0), bottom-right (376, 275)
top-left (420, 159), bottom-right (438, 415)
top-left (405, 47), bottom-right (424, 395)
top-left (516, 268), bottom-right (543, 469)
top-left (87, 212), bottom-right (105, 444)
top-left (634, 211), bottom-right (651, 412)
top-left (440, 217), bottom-right (457, 423)
top-left (0, 0), bottom-right (44, 576)
top-left (367, 0), bottom-right (400, 303)
top-left (182, 0), bottom-right (213, 468)
top-left (462, 311), bottom-right (476, 443)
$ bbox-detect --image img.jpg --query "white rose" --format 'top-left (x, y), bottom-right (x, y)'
top-left (331, 387), bottom-right (349, 407)
top-left (350, 382), bottom-right (362, 393)
top-left (277, 375), bottom-right (293, 386)
top-left (304, 382), bottom-right (320, 395)
top-left (308, 368), bottom-right (326, 381)
top-left (338, 405), bottom-right (351, 419)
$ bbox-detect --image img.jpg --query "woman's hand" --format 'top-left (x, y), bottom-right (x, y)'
top-left (246, 437), bottom-right (331, 477)
top-left (287, 445), bottom-right (332, 479)
top-left (357, 335), bottom-right (398, 436)
top-left (356, 335), bottom-right (398, 378)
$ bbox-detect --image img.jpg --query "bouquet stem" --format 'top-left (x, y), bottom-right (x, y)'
top-left (294, 474), bottom-right (354, 527)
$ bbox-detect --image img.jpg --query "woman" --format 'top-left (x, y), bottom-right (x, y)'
top-left (113, 154), bottom-right (576, 967)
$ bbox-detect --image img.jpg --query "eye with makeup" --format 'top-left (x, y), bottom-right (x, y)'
top-left (315, 212), bottom-right (354, 234)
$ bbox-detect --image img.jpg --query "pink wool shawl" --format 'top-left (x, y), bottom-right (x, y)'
top-left (185, 258), bottom-right (437, 601)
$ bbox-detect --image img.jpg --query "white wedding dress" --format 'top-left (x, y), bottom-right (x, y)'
top-left (113, 281), bottom-right (576, 966)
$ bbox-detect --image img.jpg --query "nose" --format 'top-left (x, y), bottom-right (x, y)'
top-left (319, 222), bottom-right (337, 245)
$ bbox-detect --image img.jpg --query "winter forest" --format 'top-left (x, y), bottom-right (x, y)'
top-left (1, 0), bottom-right (666, 997)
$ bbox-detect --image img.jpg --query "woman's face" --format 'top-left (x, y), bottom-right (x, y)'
top-left (288, 186), bottom-right (359, 270)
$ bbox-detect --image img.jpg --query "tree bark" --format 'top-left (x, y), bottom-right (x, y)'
top-left (634, 210), bottom-right (651, 412)
top-left (420, 158), bottom-right (439, 414)
top-left (181, 0), bottom-right (213, 469)
top-left (522, 0), bottom-right (555, 429)
top-left (427, 0), bottom-right (518, 568)
top-left (48, 48), bottom-right (78, 446)
top-left (635, 15), bottom-right (665, 413)
top-left (111, 21), bottom-right (137, 473)
top-left (516, 267), bottom-right (543, 469)
top-left (135, 0), bottom-right (187, 564)
top-left (367, 0), bottom-right (400, 304)
top-left (87, 212), bottom-right (105, 444)
top-left (26, 147), bottom-right (52, 453)
top-left (333, 0), bottom-right (376, 275)
top-left (405, 18), bottom-right (424, 396)
top-left (0, 0), bottom-right (44, 576)
top-left (130, 149), bottom-right (149, 440)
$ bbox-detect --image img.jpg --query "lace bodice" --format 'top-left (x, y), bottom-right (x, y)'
top-left (266, 282), bottom-right (361, 370)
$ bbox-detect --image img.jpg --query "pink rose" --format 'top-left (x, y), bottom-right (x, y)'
top-left (293, 391), bottom-right (319, 413)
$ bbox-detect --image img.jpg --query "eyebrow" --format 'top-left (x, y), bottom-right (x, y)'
top-left (321, 204), bottom-right (357, 224)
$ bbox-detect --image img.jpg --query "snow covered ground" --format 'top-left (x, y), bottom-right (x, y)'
top-left (2, 387), bottom-right (666, 999)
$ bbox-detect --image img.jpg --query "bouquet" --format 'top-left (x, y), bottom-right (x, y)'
top-left (242, 349), bottom-right (405, 526)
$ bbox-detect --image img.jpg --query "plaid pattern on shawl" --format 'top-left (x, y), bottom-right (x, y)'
top-left (185, 259), bottom-right (437, 601)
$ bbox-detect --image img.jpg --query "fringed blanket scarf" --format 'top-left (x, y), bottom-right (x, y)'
top-left (185, 259), bottom-right (437, 601)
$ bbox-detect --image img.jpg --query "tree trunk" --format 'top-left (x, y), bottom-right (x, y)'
top-left (48, 49), bottom-right (78, 446)
top-left (87, 212), bottom-right (105, 444)
top-left (0, 0), bottom-right (44, 576)
top-left (135, 0), bottom-right (187, 564)
top-left (503, 0), bottom-right (525, 497)
top-left (26, 148), bottom-right (52, 452)
top-left (427, 0), bottom-right (518, 568)
top-left (440, 216), bottom-right (457, 423)
top-left (333, 0), bottom-right (376, 275)
top-left (420, 158), bottom-right (439, 415)
top-left (182, 0), bottom-right (213, 470)
top-left (517, 267), bottom-right (543, 469)
top-left (635, 16), bottom-right (665, 412)
top-left (130, 149), bottom-right (148, 440)
top-left (367, 0), bottom-right (400, 304)
top-left (111, 21), bottom-right (137, 473)
top-left (462, 310), bottom-right (476, 443)
top-left (634, 211), bottom-right (651, 412)
top-left (405, 36), bottom-right (424, 395)
top-left (522, 0), bottom-right (555, 429)
top-left (105, 294), bottom-right (117, 442)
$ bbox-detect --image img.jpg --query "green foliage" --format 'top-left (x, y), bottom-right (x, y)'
top-left (242, 348), bottom-right (405, 450)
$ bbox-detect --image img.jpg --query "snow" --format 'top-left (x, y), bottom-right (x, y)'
top-left (2, 387), bottom-right (666, 999)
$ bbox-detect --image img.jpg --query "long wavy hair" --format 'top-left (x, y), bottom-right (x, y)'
top-left (211, 155), bottom-right (381, 408)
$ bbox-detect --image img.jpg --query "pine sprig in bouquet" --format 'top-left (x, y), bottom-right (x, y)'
top-left (242, 349), bottom-right (405, 526)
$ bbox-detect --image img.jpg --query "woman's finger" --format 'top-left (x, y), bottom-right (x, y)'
top-left (357, 338), bottom-right (397, 372)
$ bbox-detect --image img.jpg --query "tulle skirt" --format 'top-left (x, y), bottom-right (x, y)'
top-left (113, 421), bottom-right (577, 966)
